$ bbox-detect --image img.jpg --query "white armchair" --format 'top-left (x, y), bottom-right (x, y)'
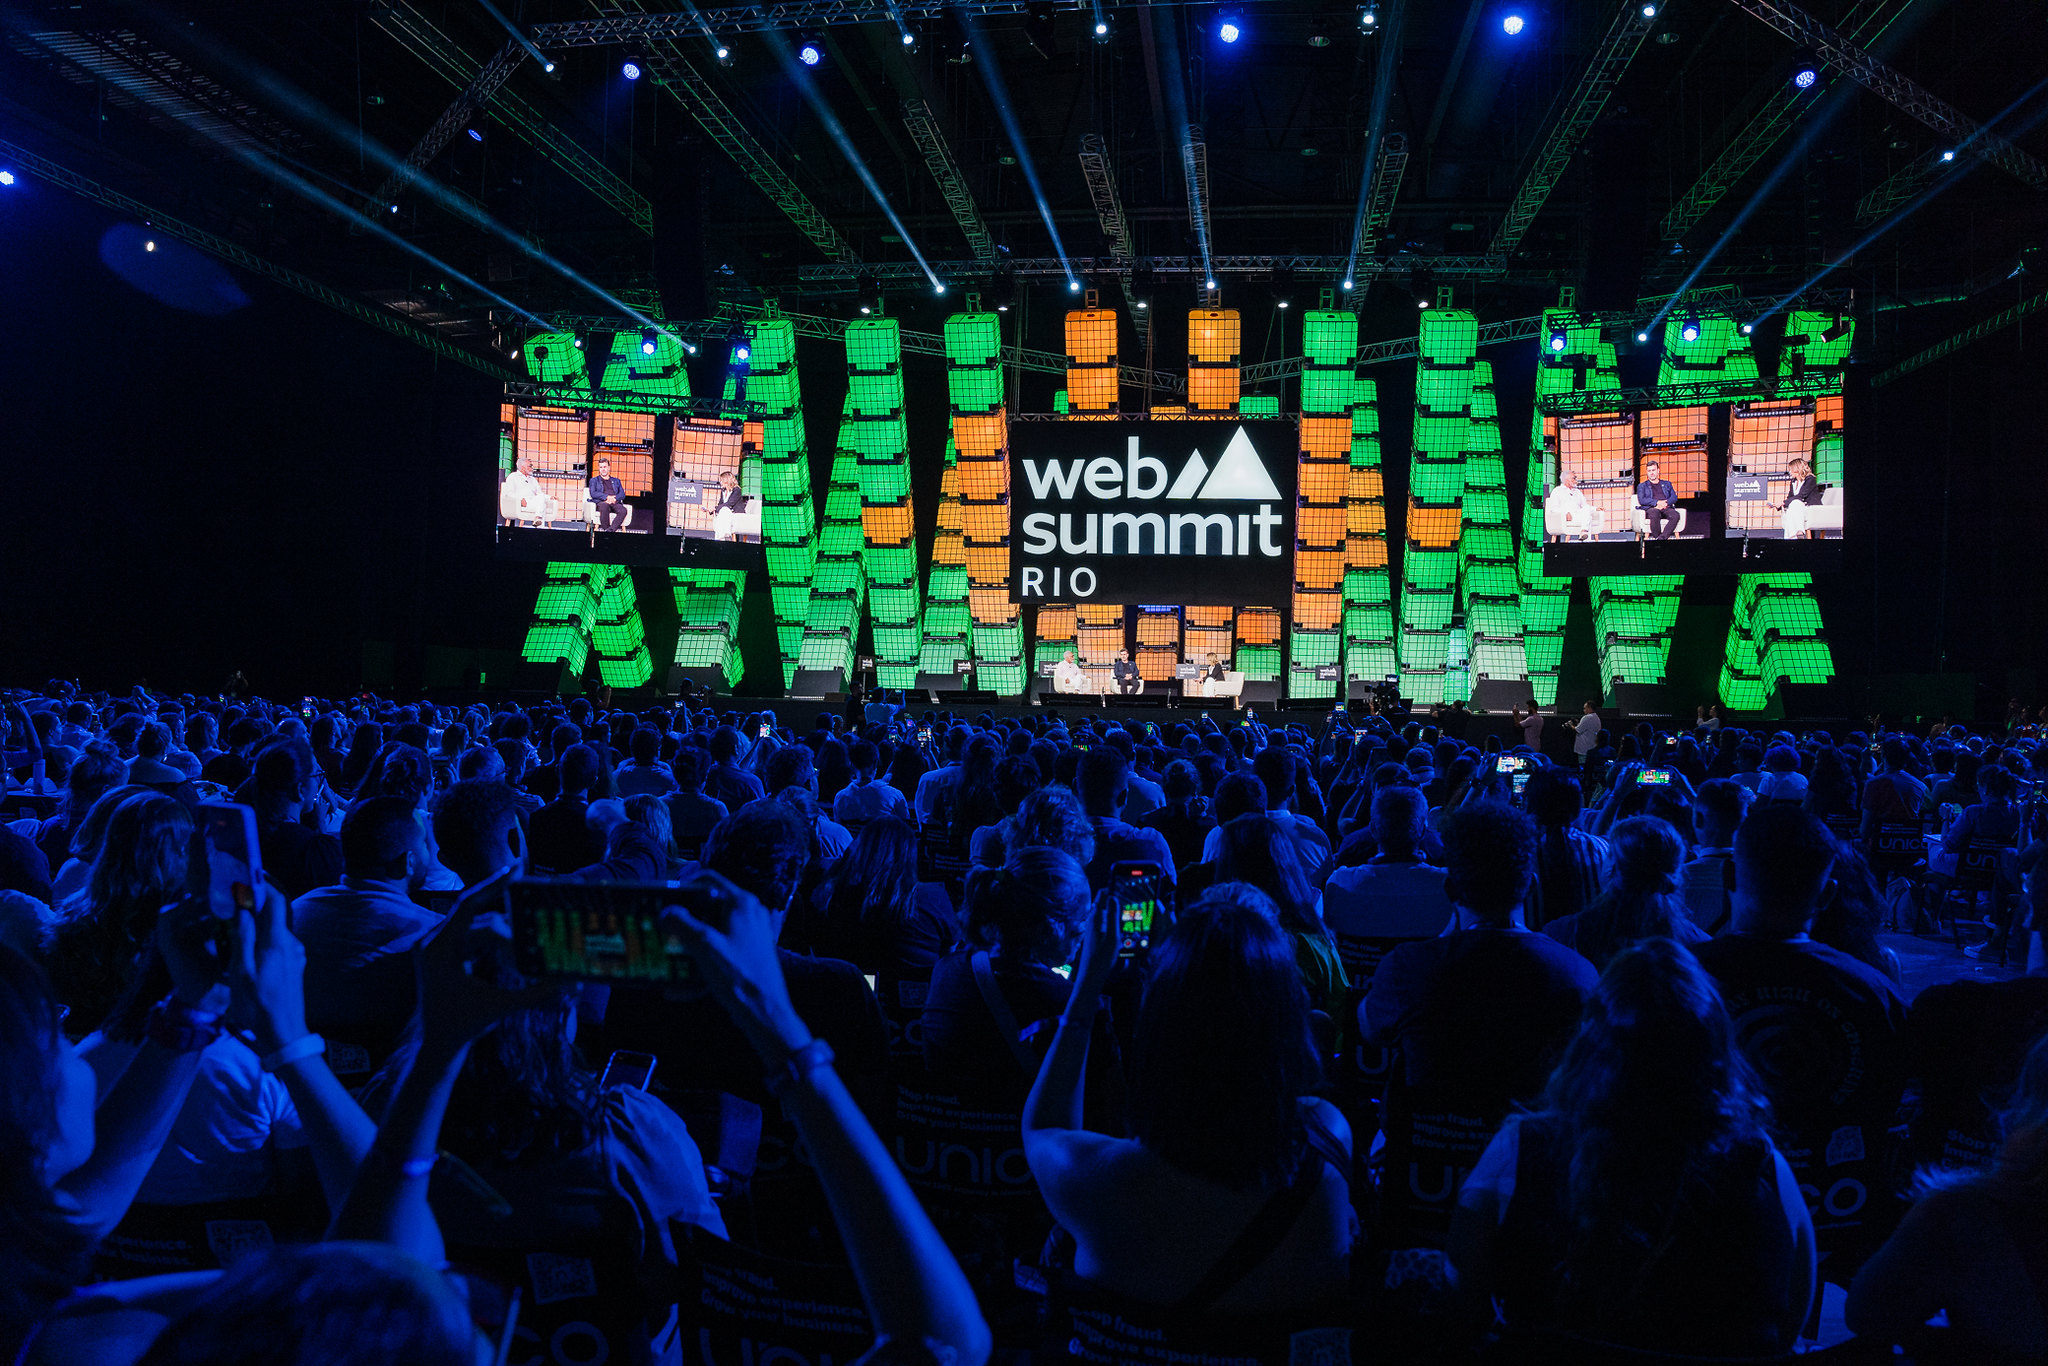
top-left (713, 504), bottom-right (764, 541)
top-left (499, 478), bottom-right (559, 527)
top-left (1545, 501), bottom-right (1605, 541)
top-left (1631, 506), bottom-right (1688, 538)
top-left (1783, 488), bottom-right (1842, 538)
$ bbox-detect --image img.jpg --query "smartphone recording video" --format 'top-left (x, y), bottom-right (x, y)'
top-left (196, 802), bottom-right (264, 922)
top-left (1112, 860), bottom-right (1165, 959)
top-left (1496, 755), bottom-right (1526, 774)
top-left (1639, 768), bottom-right (1675, 786)
top-left (508, 878), bottom-right (697, 984)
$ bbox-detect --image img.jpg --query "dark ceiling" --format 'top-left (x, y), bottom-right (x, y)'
top-left (3, 0), bottom-right (2044, 368)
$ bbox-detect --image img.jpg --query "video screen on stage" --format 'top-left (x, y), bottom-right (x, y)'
top-left (1540, 395), bottom-right (1843, 575)
top-left (1009, 417), bottom-right (1297, 606)
top-left (494, 405), bottom-right (763, 569)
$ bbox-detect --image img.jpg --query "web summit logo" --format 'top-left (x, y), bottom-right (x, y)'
top-left (1017, 426), bottom-right (1286, 598)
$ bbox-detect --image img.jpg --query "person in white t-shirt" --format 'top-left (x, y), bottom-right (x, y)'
top-left (1546, 470), bottom-right (1603, 540)
top-left (1573, 703), bottom-right (1603, 767)
top-left (1052, 650), bottom-right (1091, 695)
top-left (498, 453), bottom-right (557, 526)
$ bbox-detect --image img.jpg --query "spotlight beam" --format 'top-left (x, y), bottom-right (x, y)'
top-left (901, 98), bottom-right (999, 261)
top-left (362, 40), bottom-right (526, 220)
top-left (767, 30), bottom-right (938, 288)
top-left (1728, 0), bottom-right (2048, 188)
top-left (1751, 77), bottom-right (2048, 331)
top-left (366, 0), bottom-right (652, 233)
top-left (0, 135), bottom-right (513, 377)
top-left (1344, 0), bottom-right (1406, 295)
top-left (959, 11), bottom-right (1080, 289)
top-left (470, 0), bottom-right (553, 68)
top-left (156, 34), bottom-right (686, 341)
top-left (1489, 0), bottom-right (1661, 259)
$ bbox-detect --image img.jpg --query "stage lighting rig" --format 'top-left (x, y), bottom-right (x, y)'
top-left (1360, 6), bottom-right (1378, 29)
top-left (640, 329), bottom-right (658, 355)
top-left (621, 57), bottom-right (644, 79)
top-left (1790, 51), bottom-right (1819, 89)
top-left (1215, 11), bottom-right (1243, 43)
top-left (797, 35), bottom-right (824, 66)
top-left (1548, 328), bottom-right (1567, 353)
top-left (1821, 315), bottom-right (1851, 343)
top-left (1501, 13), bottom-right (1526, 37)
top-left (1679, 317), bottom-right (1701, 343)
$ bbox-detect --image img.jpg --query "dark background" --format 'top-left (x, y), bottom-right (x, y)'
top-left (2, 185), bottom-right (2042, 715)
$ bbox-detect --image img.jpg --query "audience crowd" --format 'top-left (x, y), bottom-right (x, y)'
top-left (3, 678), bottom-right (2047, 1365)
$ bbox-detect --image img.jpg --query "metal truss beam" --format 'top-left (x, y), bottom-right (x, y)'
top-left (592, 0), bottom-right (857, 262)
top-left (1078, 133), bottom-right (1150, 346)
top-left (0, 136), bottom-right (511, 379)
top-left (1238, 314), bottom-right (1548, 386)
top-left (1854, 150), bottom-right (1947, 224)
top-left (1660, 0), bottom-right (1910, 245)
top-left (502, 380), bottom-right (762, 416)
top-left (367, 40), bottom-right (526, 212)
top-left (901, 99), bottom-right (995, 261)
top-left (799, 254), bottom-right (1508, 283)
top-left (534, 0), bottom-right (1266, 44)
top-left (369, 2), bottom-right (653, 234)
top-left (542, 301), bottom-right (1187, 392)
top-left (1490, 0), bottom-right (1659, 259)
top-left (1872, 288), bottom-right (2048, 386)
top-left (1182, 125), bottom-right (1214, 267)
top-left (18, 25), bottom-right (307, 156)
top-left (1360, 133), bottom-right (1409, 254)
top-left (1728, 0), bottom-right (2048, 188)
top-left (1539, 371), bottom-right (1843, 415)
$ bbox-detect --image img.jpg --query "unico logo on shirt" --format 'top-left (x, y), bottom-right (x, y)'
top-left (1008, 419), bottom-right (1297, 604)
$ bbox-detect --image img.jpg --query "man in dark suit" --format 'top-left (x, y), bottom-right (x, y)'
top-left (588, 456), bottom-right (628, 531)
top-left (1636, 459), bottom-right (1680, 539)
top-left (1111, 649), bottom-right (1142, 695)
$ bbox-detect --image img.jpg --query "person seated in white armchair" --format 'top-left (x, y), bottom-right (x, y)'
top-left (1545, 468), bottom-right (1603, 541)
top-left (1200, 652), bottom-right (1230, 697)
top-left (710, 469), bottom-right (762, 541)
top-left (1773, 457), bottom-right (1826, 539)
top-left (1111, 650), bottom-right (1142, 696)
top-left (499, 453), bottom-right (559, 527)
top-left (1052, 649), bottom-right (1091, 694)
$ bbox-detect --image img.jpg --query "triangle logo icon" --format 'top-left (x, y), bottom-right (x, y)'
top-left (1197, 426), bottom-right (1283, 500)
top-left (1165, 450), bottom-right (1210, 499)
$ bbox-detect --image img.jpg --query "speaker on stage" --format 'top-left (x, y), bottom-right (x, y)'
top-left (789, 667), bottom-right (844, 699)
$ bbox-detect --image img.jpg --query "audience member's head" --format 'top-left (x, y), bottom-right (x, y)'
top-left (1213, 772), bottom-right (1269, 825)
top-left (1693, 778), bottom-right (1752, 850)
top-left (700, 800), bottom-right (810, 914)
top-left (1370, 785), bottom-right (1429, 859)
top-left (1441, 801), bottom-right (1538, 923)
top-left (1131, 885), bottom-right (1319, 1189)
top-left (340, 797), bottom-right (423, 884)
top-left (960, 846), bottom-right (1090, 965)
top-left (1008, 787), bottom-right (1096, 867)
top-left (1212, 814), bottom-right (1321, 936)
top-left (1074, 749), bottom-right (1131, 819)
top-left (431, 780), bottom-right (523, 888)
top-left (1731, 805), bottom-right (1836, 936)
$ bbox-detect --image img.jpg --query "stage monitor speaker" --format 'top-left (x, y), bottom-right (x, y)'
top-left (666, 665), bottom-right (727, 694)
top-left (1776, 682), bottom-right (1847, 719)
top-left (1471, 677), bottom-right (1531, 712)
top-left (1239, 680), bottom-right (1281, 706)
top-left (1603, 682), bottom-right (1670, 718)
top-left (789, 668), bottom-right (844, 699)
top-left (934, 689), bottom-right (1000, 709)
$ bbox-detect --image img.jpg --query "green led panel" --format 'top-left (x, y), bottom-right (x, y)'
top-left (1762, 636), bottom-right (1835, 689)
top-left (846, 319), bottom-right (903, 373)
top-left (977, 662), bottom-right (1025, 694)
top-left (1417, 312), bottom-right (1480, 363)
top-left (1346, 642), bottom-right (1399, 680)
top-left (925, 600), bottom-right (971, 636)
top-left (1466, 596), bottom-right (1522, 637)
top-left (591, 566), bottom-right (653, 689)
top-left (1344, 568), bottom-right (1391, 604)
top-left (1240, 395), bottom-right (1280, 416)
top-left (521, 332), bottom-right (590, 389)
top-left (928, 564), bottom-right (970, 600)
top-left (1401, 630), bottom-right (1450, 670)
top-left (1236, 644), bottom-right (1282, 681)
top-left (1402, 589), bottom-right (1456, 631)
top-left (1405, 548), bottom-right (1459, 591)
top-left (922, 638), bottom-right (970, 673)
top-left (1524, 631), bottom-right (1566, 678)
top-left (598, 331), bottom-right (691, 396)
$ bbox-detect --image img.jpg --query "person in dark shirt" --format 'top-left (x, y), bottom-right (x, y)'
top-left (526, 743), bottom-right (605, 873)
top-left (1696, 805), bottom-right (1910, 1275)
top-left (703, 725), bottom-right (766, 811)
top-left (1636, 458), bottom-right (1680, 539)
top-left (251, 736), bottom-right (343, 901)
top-left (1361, 800), bottom-right (1598, 1244)
top-left (1110, 650), bottom-right (1141, 696)
top-left (587, 456), bottom-right (628, 531)
top-left (600, 800), bottom-right (890, 1257)
top-left (1901, 974), bottom-right (2048, 1175)
top-left (1073, 748), bottom-right (1175, 892)
top-left (713, 468), bottom-right (751, 515)
top-left (1135, 759), bottom-right (1216, 874)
